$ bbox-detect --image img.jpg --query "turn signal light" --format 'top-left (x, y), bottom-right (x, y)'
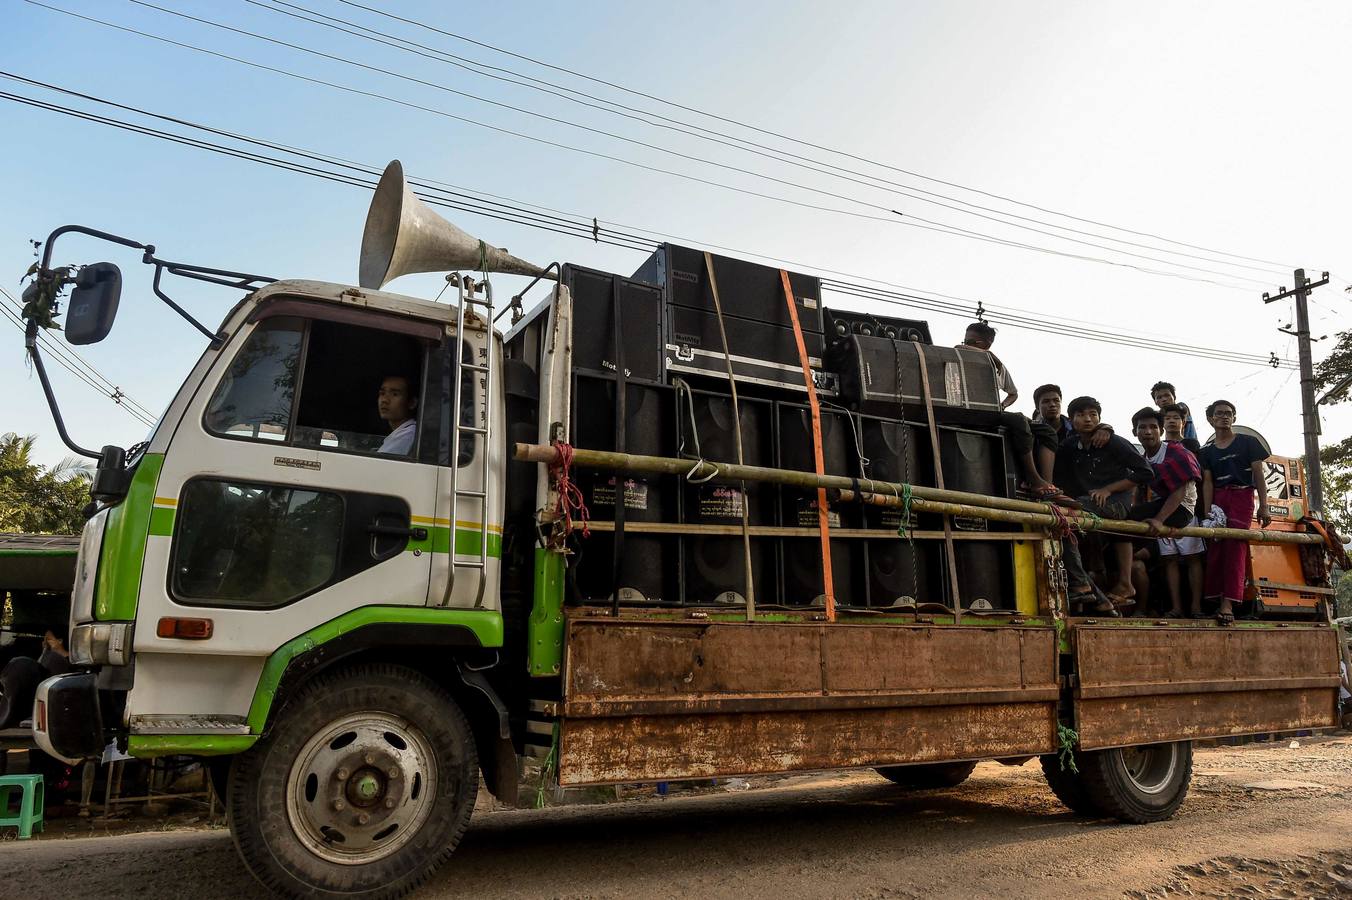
top-left (156, 617), bottom-right (214, 640)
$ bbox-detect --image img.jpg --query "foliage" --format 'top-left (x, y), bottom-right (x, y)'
top-left (1316, 325), bottom-right (1352, 535)
top-left (0, 432), bottom-right (92, 534)
top-left (18, 263), bottom-right (74, 331)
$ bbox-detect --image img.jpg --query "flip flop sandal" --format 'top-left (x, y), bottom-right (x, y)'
top-left (1216, 611), bottom-right (1236, 625)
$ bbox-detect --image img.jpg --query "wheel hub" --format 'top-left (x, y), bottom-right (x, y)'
top-left (285, 712), bottom-right (438, 865)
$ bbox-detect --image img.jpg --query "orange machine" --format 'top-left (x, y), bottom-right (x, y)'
top-left (1247, 455), bottom-right (1328, 617)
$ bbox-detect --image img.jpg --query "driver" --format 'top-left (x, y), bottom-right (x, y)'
top-left (377, 374), bottom-right (418, 455)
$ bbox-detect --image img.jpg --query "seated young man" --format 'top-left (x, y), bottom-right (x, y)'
top-left (959, 323), bottom-right (1069, 501)
top-left (1053, 396), bottom-right (1154, 611)
top-left (1031, 383), bottom-right (1113, 483)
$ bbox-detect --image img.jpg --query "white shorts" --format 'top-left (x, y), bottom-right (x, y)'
top-left (1158, 516), bottom-right (1205, 557)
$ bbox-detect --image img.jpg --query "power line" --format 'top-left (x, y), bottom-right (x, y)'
top-left (0, 302), bottom-right (157, 427)
top-left (334, 0), bottom-right (1298, 273)
top-left (0, 289), bottom-right (158, 421)
top-left (246, 0), bottom-right (1290, 280)
top-left (21, 1), bottom-right (1270, 290)
top-left (126, 0), bottom-right (1278, 287)
top-left (0, 80), bottom-right (1295, 371)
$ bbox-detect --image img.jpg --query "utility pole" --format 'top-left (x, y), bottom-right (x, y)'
top-left (1263, 268), bottom-right (1330, 513)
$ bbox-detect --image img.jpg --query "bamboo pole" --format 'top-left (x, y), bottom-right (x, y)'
top-left (516, 443), bottom-right (1325, 547)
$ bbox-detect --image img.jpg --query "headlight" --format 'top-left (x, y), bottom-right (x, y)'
top-left (71, 508), bottom-right (110, 624)
top-left (69, 622), bottom-right (134, 667)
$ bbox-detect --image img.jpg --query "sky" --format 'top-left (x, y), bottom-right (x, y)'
top-left (2, 0), bottom-right (1349, 471)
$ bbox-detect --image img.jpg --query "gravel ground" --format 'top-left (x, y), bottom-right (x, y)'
top-left (9, 735), bottom-right (1352, 899)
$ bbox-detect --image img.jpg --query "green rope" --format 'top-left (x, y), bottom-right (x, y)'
top-left (897, 482), bottom-right (915, 545)
top-left (1056, 724), bottom-right (1080, 773)
top-left (535, 720), bottom-right (560, 809)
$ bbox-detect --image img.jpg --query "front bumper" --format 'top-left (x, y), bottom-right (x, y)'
top-left (33, 672), bottom-right (104, 765)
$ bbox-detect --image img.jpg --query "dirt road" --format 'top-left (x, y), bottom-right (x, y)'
top-left (11, 736), bottom-right (1352, 898)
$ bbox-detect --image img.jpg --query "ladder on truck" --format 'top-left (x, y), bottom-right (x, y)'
top-left (445, 274), bottom-right (493, 607)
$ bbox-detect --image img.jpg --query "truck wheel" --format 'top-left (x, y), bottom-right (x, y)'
top-left (1039, 754), bottom-right (1099, 815)
top-left (228, 664), bottom-right (478, 899)
top-left (874, 760), bottom-right (977, 789)
top-left (1076, 741), bottom-right (1192, 823)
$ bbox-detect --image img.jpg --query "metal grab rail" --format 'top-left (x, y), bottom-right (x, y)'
top-left (514, 443), bottom-right (1327, 547)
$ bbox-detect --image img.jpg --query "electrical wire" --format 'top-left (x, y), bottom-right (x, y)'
top-left (334, 0), bottom-right (1298, 272)
top-left (0, 291), bottom-right (158, 422)
top-left (0, 303), bottom-right (157, 427)
top-left (246, 0), bottom-right (1291, 280)
top-left (0, 81), bottom-right (1298, 371)
top-left (21, 1), bottom-right (1276, 290)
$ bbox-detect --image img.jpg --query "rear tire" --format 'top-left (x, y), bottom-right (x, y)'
top-left (228, 664), bottom-right (478, 899)
top-left (1039, 753), bottom-right (1099, 815)
top-left (874, 760), bottom-right (977, 789)
top-left (1076, 741), bottom-right (1192, 823)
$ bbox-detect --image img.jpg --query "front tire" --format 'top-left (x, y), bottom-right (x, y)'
top-left (874, 760), bottom-right (977, 789)
top-left (228, 664), bottom-right (478, 899)
top-left (1076, 741), bottom-right (1192, 823)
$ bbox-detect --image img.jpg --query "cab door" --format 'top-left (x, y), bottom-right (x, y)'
top-left (128, 299), bottom-right (448, 723)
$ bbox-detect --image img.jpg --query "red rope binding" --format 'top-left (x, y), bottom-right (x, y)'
top-left (550, 440), bottom-right (590, 538)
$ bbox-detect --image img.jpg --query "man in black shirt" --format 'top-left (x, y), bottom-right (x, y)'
top-left (1054, 396), bottom-right (1155, 612)
top-left (1161, 403), bottom-right (1201, 455)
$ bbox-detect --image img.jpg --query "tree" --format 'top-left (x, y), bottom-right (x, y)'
top-left (1315, 323), bottom-right (1352, 536)
top-left (0, 433), bottom-right (92, 534)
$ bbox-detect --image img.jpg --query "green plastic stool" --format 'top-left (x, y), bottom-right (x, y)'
top-left (0, 773), bottom-right (45, 838)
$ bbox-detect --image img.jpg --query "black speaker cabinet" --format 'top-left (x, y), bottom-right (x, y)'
top-left (859, 417), bottom-right (941, 606)
top-left (776, 402), bottom-right (863, 606)
top-left (570, 376), bottom-right (677, 603)
top-left (664, 304), bottom-right (834, 398)
top-left (828, 335), bottom-right (1000, 423)
top-left (634, 243), bottom-right (824, 333)
top-left (824, 308), bottom-right (932, 344)
top-left (563, 263), bottom-right (664, 383)
top-left (936, 427), bottom-right (1014, 611)
top-left (678, 390), bottom-right (777, 604)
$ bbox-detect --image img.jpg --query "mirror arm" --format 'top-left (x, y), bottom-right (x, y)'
top-left (24, 318), bottom-right (101, 460)
top-left (40, 225), bottom-right (148, 271)
top-left (149, 262), bottom-right (228, 348)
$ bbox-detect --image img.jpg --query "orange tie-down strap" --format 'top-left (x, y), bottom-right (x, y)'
top-left (780, 270), bottom-right (835, 621)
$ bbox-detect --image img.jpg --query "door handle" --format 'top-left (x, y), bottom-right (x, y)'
top-left (368, 523), bottom-right (429, 541)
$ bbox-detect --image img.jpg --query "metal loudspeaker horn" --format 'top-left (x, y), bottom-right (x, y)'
top-left (359, 159), bottom-right (551, 289)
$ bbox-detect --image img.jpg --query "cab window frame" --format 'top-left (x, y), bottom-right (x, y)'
top-left (201, 300), bottom-right (445, 465)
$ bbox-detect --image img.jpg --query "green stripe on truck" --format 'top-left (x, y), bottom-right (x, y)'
top-left (245, 605), bottom-right (505, 733)
top-left (95, 453), bottom-right (164, 621)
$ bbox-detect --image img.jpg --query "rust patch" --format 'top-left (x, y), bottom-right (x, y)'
top-left (559, 618), bottom-right (1060, 784)
top-left (1072, 625), bottom-right (1340, 749)
top-left (559, 703), bottom-right (1058, 785)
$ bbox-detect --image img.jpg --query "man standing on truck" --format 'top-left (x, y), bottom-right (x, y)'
top-left (1131, 408), bottom-right (1204, 618)
top-left (1199, 399), bottom-right (1271, 624)
top-left (377, 373), bottom-right (418, 455)
top-left (1054, 396), bottom-right (1155, 612)
top-left (1151, 381), bottom-right (1198, 441)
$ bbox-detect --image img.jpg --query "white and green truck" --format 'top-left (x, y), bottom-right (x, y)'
top-left (24, 162), bottom-right (1343, 898)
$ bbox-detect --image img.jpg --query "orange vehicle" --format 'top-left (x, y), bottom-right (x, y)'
top-left (1248, 455), bottom-right (1339, 618)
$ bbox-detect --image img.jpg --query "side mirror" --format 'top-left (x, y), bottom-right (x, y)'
top-left (90, 444), bottom-right (131, 503)
top-left (65, 262), bottom-right (122, 345)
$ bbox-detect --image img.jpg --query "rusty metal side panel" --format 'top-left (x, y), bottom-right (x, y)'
top-left (559, 618), bottom-right (1059, 784)
top-left (559, 703), bottom-right (1056, 785)
top-left (1073, 625), bottom-right (1340, 750)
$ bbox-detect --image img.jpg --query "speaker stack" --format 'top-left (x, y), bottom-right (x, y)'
top-left (632, 244), bottom-right (836, 398)
top-left (570, 375), bottom-right (677, 604)
top-left (859, 416), bottom-right (940, 606)
top-left (678, 389), bottom-right (777, 605)
top-left (937, 427), bottom-right (1015, 610)
top-left (776, 403), bottom-right (864, 607)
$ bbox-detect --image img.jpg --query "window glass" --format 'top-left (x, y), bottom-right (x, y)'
top-left (204, 318), bottom-right (303, 441)
top-left (172, 479), bottom-right (342, 608)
